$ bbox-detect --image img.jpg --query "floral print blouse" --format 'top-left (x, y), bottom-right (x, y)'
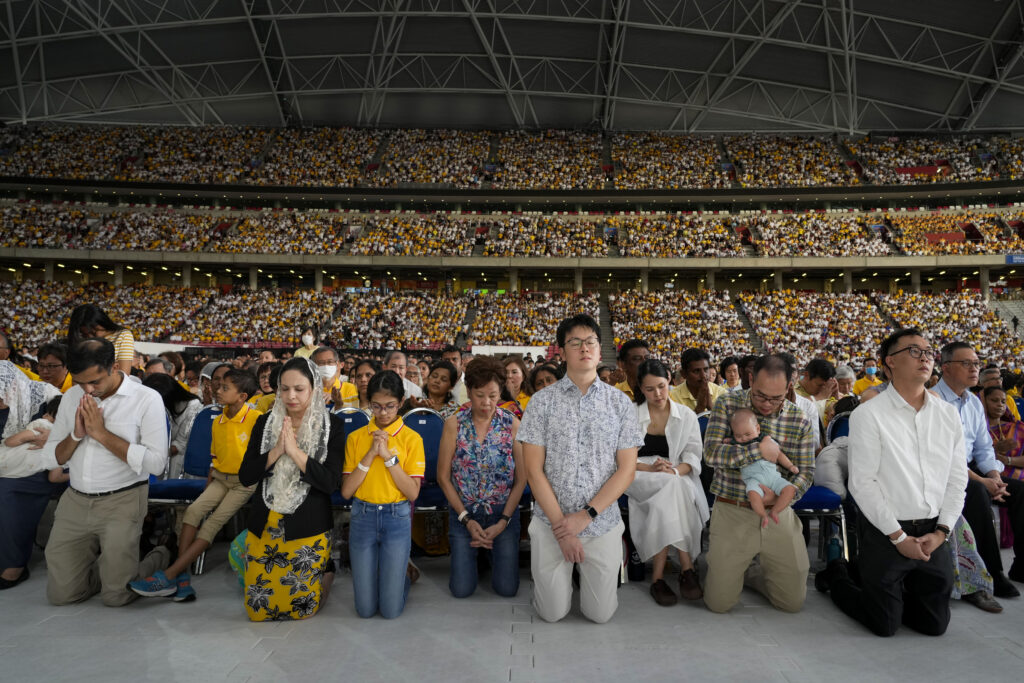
top-left (451, 405), bottom-right (516, 515)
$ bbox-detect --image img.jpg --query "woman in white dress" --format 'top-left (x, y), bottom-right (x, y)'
top-left (626, 358), bottom-right (710, 606)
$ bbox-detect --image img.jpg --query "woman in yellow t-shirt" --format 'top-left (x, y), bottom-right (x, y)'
top-left (341, 370), bottom-right (424, 618)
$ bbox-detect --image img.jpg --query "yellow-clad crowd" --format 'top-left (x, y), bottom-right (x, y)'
top-left (82, 210), bottom-right (221, 251)
top-left (738, 290), bottom-right (890, 368)
top-left (327, 292), bottom-right (468, 350)
top-left (0, 124), bottom-right (137, 180)
top-left (611, 133), bottom-right (728, 190)
top-left (253, 127), bottom-right (383, 187)
top-left (129, 125), bottom-right (271, 185)
top-left (491, 130), bottom-right (606, 190)
top-left (613, 215), bottom-right (744, 257)
top-left (847, 135), bottom-right (997, 185)
top-left (889, 211), bottom-right (1024, 256)
top-left (373, 129), bottom-right (489, 189)
top-left (350, 214), bottom-right (475, 256)
top-left (483, 216), bottom-right (607, 257)
top-left (210, 211), bottom-right (350, 254)
top-left (608, 290), bottom-right (754, 362)
top-left (0, 204), bottom-right (97, 249)
top-left (0, 280), bottom-right (81, 348)
top-left (469, 292), bottom-right (600, 346)
top-left (58, 285), bottom-right (214, 343)
top-left (726, 135), bottom-right (858, 187)
top-left (170, 290), bottom-right (335, 345)
top-left (993, 136), bottom-right (1024, 181)
top-left (752, 214), bottom-right (891, 257)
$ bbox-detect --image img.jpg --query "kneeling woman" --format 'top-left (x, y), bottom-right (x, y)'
top-left (341, 371), bottom-right (424, 618)
top-left (626, 359), bottom-right (710, 606)
top-left (238, 358), bottom-right (345, 621)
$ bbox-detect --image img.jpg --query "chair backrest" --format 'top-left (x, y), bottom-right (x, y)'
top-left (403, 408), bottom-right (444, 484)
top-left (826, 411), bottom-right (852, 445)
top-left (336, 407), bottom-right (370, 441)
top-left (182, 405), bottom-right (221, 478)
top-left (696, 411), bottom-right (711, 441)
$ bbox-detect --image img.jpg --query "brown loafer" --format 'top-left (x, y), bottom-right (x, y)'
top-left (650, 578), bottom-right (678, 606)
top-left (678, 568), bottom-right (703, 601)
top-left (963, 591), bottom-right (1003, 614)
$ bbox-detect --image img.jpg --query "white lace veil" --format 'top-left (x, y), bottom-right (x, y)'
top-left (0, 360), bottom-right (61, 440)
top-left (258, 357), bottom-right (331, 514)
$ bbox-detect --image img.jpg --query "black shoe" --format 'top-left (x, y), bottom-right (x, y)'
top-left (962, 591), bottom-right (1003, 614)
top-left (1008, 562), bottom-right (1024, 583)
top-left (993, 572), bottom-right (1020, 598)
top-left (0, 566), bottom-right (29, 590)
top-left (650, 579), bottom-right (678, 606)
top-left (814, 558), bottom-right (849, 594)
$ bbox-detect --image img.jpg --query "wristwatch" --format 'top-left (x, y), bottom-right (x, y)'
top-left (500, 513), bottom-right (512, 525)
top-left (935, 524), bottom-right (951, 540)
top-left (583, 504), bottom-right (598, 519)
top-left (458, 510), bottom-right (470, 525)
top-left (384, 455), bottom-right (399, 468)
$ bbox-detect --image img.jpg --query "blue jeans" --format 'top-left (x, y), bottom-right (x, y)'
top-left (349, 498), bottom-right (412, 618)
top-left (448, 507), bottom-right (521, 598)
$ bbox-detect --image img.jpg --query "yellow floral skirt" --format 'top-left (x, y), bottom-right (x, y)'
top-left (243, 511), bottom-right (331, 622)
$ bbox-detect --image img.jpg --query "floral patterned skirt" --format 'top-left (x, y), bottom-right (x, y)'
top-left (243, 511), bottom-right (331, 622)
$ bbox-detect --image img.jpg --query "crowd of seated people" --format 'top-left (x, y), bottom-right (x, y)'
top-left (876, 291), bottom-right (1023, 367)
top-left (350, 213), bottom-right (475, 256)
top-left (80, 209), bottom-right (222, 252)
top-left (888, 211), bottom-right (1024, 256)
top-left (0, 280), bottom-right (80, 348)
top-left (209, 211), bottom-right (350, 254)
top-left (611, 133), bottom-right (729, 190)
top-left (490, 130), bottom-right (605, 190)
top-left (170, 289), bottom-right (335, 345)
top-left (469, 292), bottom-right (600, 345)
top-left (613, 215), bottom-right (744, 257)
top-left (127, 125), bottom-right (271, 185)
top-left (725, 135), bottom-right (857, 187)
top-left (0, 123), bottom-right (140, 180)
top-left (0, 203), bottom-right (97, 249)
top-left (251, 127), bottom-right (383, 187)
top-left (483, 216), bottom-right (607, 257)
top-left (847, 135), bottom-right (997, 185)
top-left (59, 285), bottom-right (215, 344)
top-left (738, 290), bottom-right (890, 367)
top-left (327, 292), bottom-right (468, 350)
top-left (992, 136), bottom-right (1024, 181)
top-left (751, 214), bottom-right (891, 257)
top-left (372, 129), bottom-right (489, 189)
top-left (608, 290), bottom-right (754, 361)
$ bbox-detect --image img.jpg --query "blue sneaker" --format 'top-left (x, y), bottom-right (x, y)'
top-left (128, 570), bottom-right (177, 598)
top-left (172, 572), bottom-right (196, 603)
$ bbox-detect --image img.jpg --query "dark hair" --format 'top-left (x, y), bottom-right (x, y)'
top-left (44, 395), bottom-right (62, 418)
top-left (278, 357), bottom-right (316, 390)
top-left (465, 356), bottom-right (506, 391)
top-left (805, 358), bottom-right (836, 381)
top-left (382, 350), bottom-right (407, 366)
top-left (530, 363), bottom-right (563, 389)
top-left (634, 358), bottom-right (672, 405)
top-left (38, 341), bottom-right (68, 366)
top-left (257, 360), bottom-right (280, 379)
top-left (185, 359), bottom-right (204, 377)
top-left (313, 346), bottom-right (339, 362)
top-left (212, 363), bottom-right (232, 379)
top-left (752, 354), bottom-right (793, 382)
top-left (680, 347), bottom-right (711, 372)
top-left (618, 339), bottom-right (649, 362)
top-left (982, 385), bottom-right (1006, 400)
top-left (68, 338), bottom-right (116, 374)
top-left (740, 354), bottom-right (759, 371)
top-left (159, 351), bottom-right (184, 377)
top-left (67, 304), bottom-right (123, 348)
top-left (833, 395), bottom-right (860, 415)
top-left (299, 322), bottom-right (318, 337)
top-left (880, 327), bottom-right (925, 373)
top-left (353, 358), bottom-right (381, 376)
top-left (222, 368), bottom-right (259, 401)
top-left (441, 344), bottom-right (461, 356)
top-left (268, 364), bottom-right (283, 392)
top-left (145, 357), bottom-right (174, 374)
top-left (502, 355), bottom-right (533, 396)
top-left (143, 373), bottom-right (200, 417)
top-left (939, 341), bottom-right (973, 365)
top-left (426, 359), bottom-right (459, 400)
top-left (368, 370), bottom-right (405, 402)
top-left (719, 355), bottom-right (739, 378)
top-left (556, 314), bottom-right (600, 348)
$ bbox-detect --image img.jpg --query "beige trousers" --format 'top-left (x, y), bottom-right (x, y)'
top-left (181, 469), bottom-right (255, 544)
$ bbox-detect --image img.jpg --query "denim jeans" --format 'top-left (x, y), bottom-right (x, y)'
top-left (448, 507), bottom-right (521, 598)
top-left (349, 498), bottom-right (412, 618)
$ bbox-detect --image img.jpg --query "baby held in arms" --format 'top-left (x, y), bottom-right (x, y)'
top-left (728, 408), bottom-right (799, 527)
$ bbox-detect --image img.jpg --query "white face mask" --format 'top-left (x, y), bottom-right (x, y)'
top-left (301, 334), bottom-right (315, 347)
top-left (318, 364), bottom-right (337, 381)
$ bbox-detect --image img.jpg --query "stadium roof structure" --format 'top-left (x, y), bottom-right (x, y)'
top-left (2, 0), bottom-right (1024, 134)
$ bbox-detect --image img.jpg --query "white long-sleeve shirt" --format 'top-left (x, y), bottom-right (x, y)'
top-left (848, 385), bottom-right (967, 536)
top-left (42, 372), bottom-right (169, 494)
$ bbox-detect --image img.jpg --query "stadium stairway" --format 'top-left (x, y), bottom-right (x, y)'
top-left (598, 293), bottom-right (617, 361)
top-left (363, 131), bottom-right (391, 179)
top-left (990, 299), bottom-right (1024, 339)
top-left (458, 301), bottom-right (478, 348)
top-left (732, 298), bottom-right (765, 353)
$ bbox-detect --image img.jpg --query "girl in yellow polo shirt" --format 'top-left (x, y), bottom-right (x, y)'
top-left (341, 370), bottom-right (425, 618)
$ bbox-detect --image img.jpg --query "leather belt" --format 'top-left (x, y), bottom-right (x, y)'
top-left (715, 495), bottom-right (752, 509)
top-left (71, 480), bottom-right (147, 498)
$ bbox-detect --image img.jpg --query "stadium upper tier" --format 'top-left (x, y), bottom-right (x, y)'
top-left (0, 125), bottom-right (1019, 191)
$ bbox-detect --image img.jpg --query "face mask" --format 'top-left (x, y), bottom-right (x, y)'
top-left (318, 364), bottom-right (337, 381)
top-left (302, 334), bottom-right (314, 347)
top-left (865, 367), bottom-right (877, 376)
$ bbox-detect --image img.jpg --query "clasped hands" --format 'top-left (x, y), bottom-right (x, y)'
top-left (893, 531), bottom-right (947, 561)
top-left (465, 515), bottom-right (508, 550)
top-left (73, 395), bottom-right (107, 441)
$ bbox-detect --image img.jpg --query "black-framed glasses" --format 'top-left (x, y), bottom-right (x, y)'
top-left (751, 390), bottom-right (786, 405)
top-left (888, 346), bottom-right (934, 360)
top-left (942, 359), bottom-right (983, 369)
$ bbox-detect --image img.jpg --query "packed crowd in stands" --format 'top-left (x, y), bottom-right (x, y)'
top-left (127, 126), bottom-right (270, 185)
top-left (491, 130), bottom-right (605, 190)
top-left (350, 213), bottom-right (475, 256)
top-left (483, 216), bottom-right (607, 257)
top-left (80, 210), bottom-right (222, 252)
top-left (847, 135), bottom-right (997, 185)
top-left (170, 289), bottom-right (335, 345)
top-left (59, 285), bottom-right (214, 344)
top-left (373, 129), bottom-right (488, 189)
top-left (469, 292), bottom-right (600, 345)
top-left (876, 291), bottom-right (1023, 366)
top-left (751, 214), bottom-right (891, 257)
top-left (888, 211), bottom-right (1024, 256)
top-left (725, 135), bottom-right (857, 187)
top-left (738, 290), bottom-right (890, 367)
top-left (613, 215), bottom-right (744, 257)
top-left (327, 292), bottom-right (468, 350)
top-left (0, 204), bottom-right (97, 249)
top-left (611, 133), bottom-right (729, 190)
top-left (209, 211), bottom-right (350, 254)
top-left (608, 290), bottom-right (754, 361)
top-left (992, 135), bottom-right (1024, 181)
top-left (0, 124), bottom-right (136, 180)
top-left (252, 127), bottom-right (383, 187)
top-left (0, 280), bottom-right (80, 348)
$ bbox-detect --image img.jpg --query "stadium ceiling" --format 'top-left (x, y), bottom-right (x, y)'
top-left (2, 0), bottom-right (1024, 134)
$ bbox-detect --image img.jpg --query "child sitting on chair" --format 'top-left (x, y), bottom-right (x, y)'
top-left (728, 408), bottom-right (799, 527)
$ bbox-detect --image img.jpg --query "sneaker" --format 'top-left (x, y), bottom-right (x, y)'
top-left (128, 570), bottom-right (177, 598)
top-left (993, 572), bottom-right (1020, 598)
top-left (172, 572), bottom-right (196, 603)
top-left (962, 591), bottom-right (1003, 614)
top-left (650, 578), bottom-right (678, 606)
top-left (678, 568), bottom-right (703, 601)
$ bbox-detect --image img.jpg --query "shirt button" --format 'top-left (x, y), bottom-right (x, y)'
top-left (378, 506), bottom-right (383, 510)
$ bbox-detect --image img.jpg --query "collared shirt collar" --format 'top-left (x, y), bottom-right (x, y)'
top-left (370, 415), bottom-right (405, 437)
top-left (218, 403), bottom-right (252, 424)
top-left (101, 371), bottom-right (133, 401)
top-left (934, 378), bottom-right (966, 404)
top-left (556, 374), bottom-right (602, 397)
top-left (886, 382), bottom-right (936, 412)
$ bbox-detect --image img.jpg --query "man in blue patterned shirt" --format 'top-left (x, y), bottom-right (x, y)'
top-left (517, 314), bottom-right (644, 624)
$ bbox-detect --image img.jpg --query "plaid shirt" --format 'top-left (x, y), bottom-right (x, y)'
top-left (703, 389), bottom-right (815, 501)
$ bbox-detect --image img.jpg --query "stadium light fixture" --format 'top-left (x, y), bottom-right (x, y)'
top-left (872, 272), bottom-right (877, 276)
top-left (107, 271), bottom-right (114, 276)
top-left (225, 268), bottom-right (231, 273)
top-left (972, 271), bottom-right (979, 275)
top-left (161, 266), bottom-right (168, 271)
top-left (938, 270), bottom-right (945, 275)
top-left (74, 270), bottom-right (81, 274)
top-left (861, 278), bottom-right (867, 282)
top-left (905, 272), bottom-right (911, 276)
top-left (92, 265), bottom-right (98, 269)
top-left (6, 268), bottom-right (14, 273)
top-left (57, 264), bottom-right (65, 268)
top-left (928, 277), bottom-right (934, 282)
top-left (22, 263), bottom-right (30, 268)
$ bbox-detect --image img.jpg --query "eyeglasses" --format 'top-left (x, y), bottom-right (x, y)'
top-left (942, 359), bottom-right (983, 369)
top-left (750, 390), bottom-right (787, 405)
top-left (888, 346), bottom-right (934, 361)
top-left (564, 337), bottom-right (600, 351)
top-left (370, 402), bottom-right (400, 413)
top-left (38, 363), bottom-right (65, 370)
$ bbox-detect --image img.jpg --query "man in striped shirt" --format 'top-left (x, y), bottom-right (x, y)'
top-left (702, 354), bottom-right (816, 613)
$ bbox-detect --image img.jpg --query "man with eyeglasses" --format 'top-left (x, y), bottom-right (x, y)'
top-left (37, 342), bottom-right (72, 393)
top-left (703, 354), bottom-right (816, 614)
top-left (936, 341), bottom-right (1024, 598)
top-left (517, 314), bottom-right (643, 624)
top-left (817, 328), bottom-right (966, 636)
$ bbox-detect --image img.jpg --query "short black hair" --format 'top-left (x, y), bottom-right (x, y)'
top-left (634, 358), bottom-right (671, 405)
top-left (441, 345), bottom-right (461, 356)
top-left (939, 341), bottom-right (973, 365)
top-left (752, 353), bottom-right (793, 382)
top-left (222, 368), bottom-right (259, 401)
top-left (142, 373), bottom-right (199, 416)
top-left (68, 338), bottom-right (116, 374)
top-left (367, 369), bottom-right (405, 402)
top-left (982, 385), bottom-right (1006, 400)
top-left (556, 314), bottom-right (600, 348)
top-left (45, 395), bottom-right (62, 418)
top-left (739, 354), bottom-right (759, 371)
top-left (353, 358), bottom-right (381, 376)
top-left (719, 355), bottom-right (739, 377)
top-left (38, 341), bottom-right (68, 366)
top-left (680, 347), bottom-right (711, 372)
top-left (833, 395), bottom-right (860, 415)
top-left (880, 327), bottom-right (925, 372)
top-left (805, 358), bottom-right (836, 381)
top-left (618, 339), bottom-right (649, 362)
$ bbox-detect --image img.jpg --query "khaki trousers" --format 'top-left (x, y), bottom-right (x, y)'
top-left (703, 501), bottom-right (809, 613)
top-left (181, 469), bottom-right (255, 544)
top-left (45, 485), bottom-right (168, 607)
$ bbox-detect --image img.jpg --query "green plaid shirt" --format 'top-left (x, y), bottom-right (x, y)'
top-left (703, 389), bottom-right (816, 501)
